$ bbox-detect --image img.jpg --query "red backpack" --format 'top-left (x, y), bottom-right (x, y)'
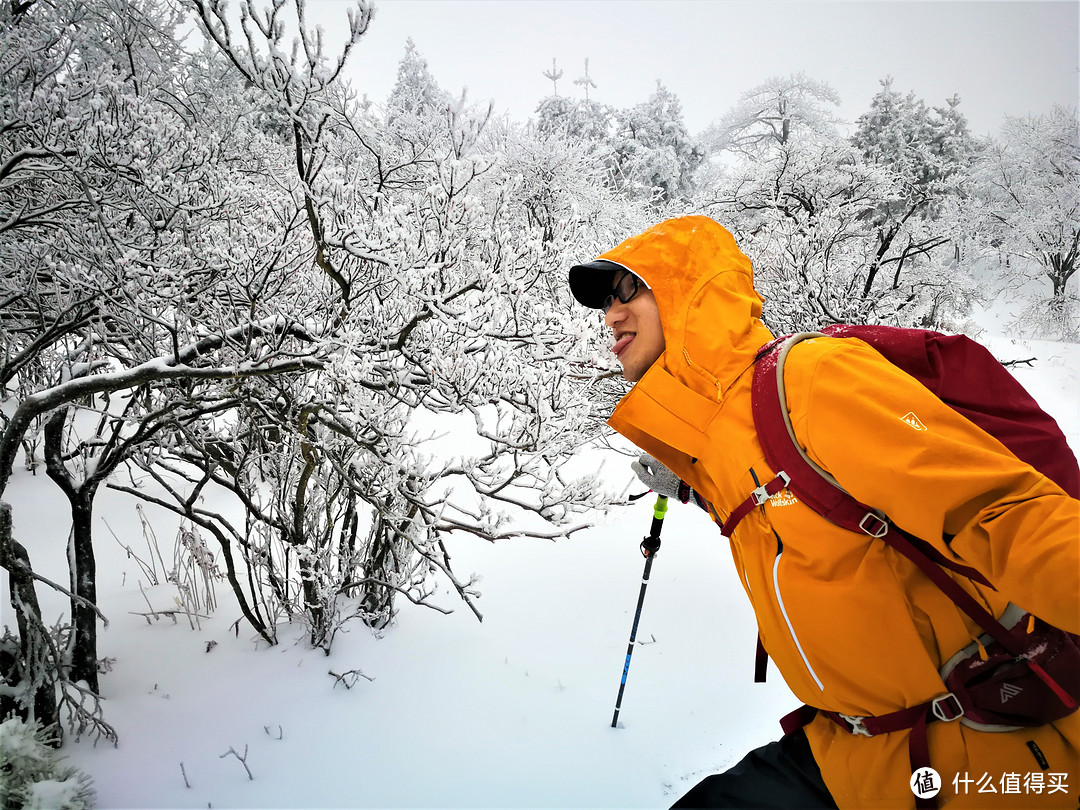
top-left (720, 325), bottom-right (1080, 809)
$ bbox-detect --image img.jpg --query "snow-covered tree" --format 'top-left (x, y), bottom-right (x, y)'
top-left (541, 58), bottom-right (563, 96)
top-left (703, 138), bottom-right (919, 330)
top-left (0, 717), bottom-right (94, 809)
top-left (610, 80), bottom-right (703, 203)
top-left (851, 77), bottom-right (978, 299)
top-left (572, 58), bottom-right (597, 102)
top-left (966, 106), bottom-right (1080, 339)
top-left (535, 95), bottom-right (613, 144)
top-left (385, 38), bottom-right (451, 133)
top-left (0, 0), bottom-right (356, 732)
top-left (697, 75), bottom-right (979, 331)
top-left (700, 72), bottom-right (842, 157)
top-left (97, 12), bottom-right (632, 648)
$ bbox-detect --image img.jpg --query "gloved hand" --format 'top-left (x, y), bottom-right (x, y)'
top-left (630, 453), bottom-right (688, 502)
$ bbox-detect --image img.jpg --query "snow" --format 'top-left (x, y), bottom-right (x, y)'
top-left (5, 311), bottom-right (1078, 809)
top-left (21, 778), bottom-right (87, 810)
top-left (7, 454), bottom-right (797, 808)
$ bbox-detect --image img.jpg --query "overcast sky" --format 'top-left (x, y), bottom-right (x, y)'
top-left (310, 0), bottom-right (1079, 137)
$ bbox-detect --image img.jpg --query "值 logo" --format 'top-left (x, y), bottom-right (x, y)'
top-left (910, 767), bottom-right (941, 799)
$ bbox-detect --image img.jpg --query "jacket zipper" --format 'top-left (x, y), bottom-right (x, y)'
top-left (748, 467), bottom-right (824, 694)
top-left (772, 544), bottom-right (825, 693)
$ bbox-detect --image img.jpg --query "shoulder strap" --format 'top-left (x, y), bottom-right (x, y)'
top-left (745, 332), bottom-right (1076, 725)
top-left (745, 332), bottom-right (994, 586)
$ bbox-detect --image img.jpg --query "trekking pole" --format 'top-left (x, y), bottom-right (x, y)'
top-left (611, 494), bottom-right (668, 729)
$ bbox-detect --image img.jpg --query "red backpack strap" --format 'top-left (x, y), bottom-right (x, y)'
top-left (748, 331), bottom-right (1077, 806)
top-left (754, 634), bottom-right (769, 683)
top-left (749, 334), bottom-right (1078, 698)
top-left (782, 697), bottom-right (962, 810)
top-left (747, 333), bottom-right (992, 587)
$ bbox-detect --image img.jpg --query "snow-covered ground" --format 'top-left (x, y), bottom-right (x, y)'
top-left (9, 457), bottom-right (799, 808)
top-left (5, 310), bottom-right (1078, 809)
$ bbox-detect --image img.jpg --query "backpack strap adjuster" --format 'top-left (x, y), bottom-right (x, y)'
top-left (838, 713), bottom-right (873, 736)
top-left (858, 512), bottom-right (889, 538)
top-left (752, 471), bottom-right (790, 506)
top-left (720, 472), bottom-right (792, 537)
top-left (931, 692), bottom-right (964, 722)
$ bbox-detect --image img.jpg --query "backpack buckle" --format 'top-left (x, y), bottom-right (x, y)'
top-left (752, 471), bottom-right (791, 506)
top-left (931, 693), bottom-right (964, 722)
top-left (838, 713), bottom-right (873, 737)
top-left (858, 512), bottom-right (889, 538)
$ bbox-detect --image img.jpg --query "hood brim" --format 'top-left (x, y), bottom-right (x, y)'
top-left (568, 259), bottom-right (633, 309)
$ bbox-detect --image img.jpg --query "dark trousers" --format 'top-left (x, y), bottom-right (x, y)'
top-left (671, 730), bottom-right (838, 809)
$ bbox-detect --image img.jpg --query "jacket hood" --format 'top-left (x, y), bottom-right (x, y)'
top-left (596, 215), bottom-right (772, 401)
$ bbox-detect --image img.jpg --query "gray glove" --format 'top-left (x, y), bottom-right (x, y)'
top-left (630, 453), bottom-right (685, 501)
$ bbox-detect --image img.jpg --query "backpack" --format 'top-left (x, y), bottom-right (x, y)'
top-left (720, 325), bottom-right (1080, 809)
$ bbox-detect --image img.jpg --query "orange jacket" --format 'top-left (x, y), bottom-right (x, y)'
top-left (599, 216), bottom-right (1080, 808)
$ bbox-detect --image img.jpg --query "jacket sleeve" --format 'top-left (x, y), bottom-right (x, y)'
top-left (783, 338), bottom-right (1080, 634)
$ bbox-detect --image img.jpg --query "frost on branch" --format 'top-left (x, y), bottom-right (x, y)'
top-left (0, 0), bottom-right (350, 726)
top-left (964, 106), bottom-right (1080, 340)
top-left (695, 74), bottom-right (980, 332)
top-left (92, 28), bottom-right (640, 649)
top-left (0, 0), bottom-right (655, 739)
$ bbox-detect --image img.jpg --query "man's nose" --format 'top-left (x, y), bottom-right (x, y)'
top-left (604, 300), bottom-right (627, 328)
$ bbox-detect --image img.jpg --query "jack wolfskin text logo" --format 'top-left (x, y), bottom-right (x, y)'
top-left (769, 490), bottom-right (799, 507)
top-left (1001, 682), bottom-right (1023, 703)
top-left (900, 412), bottom-right (927, 431)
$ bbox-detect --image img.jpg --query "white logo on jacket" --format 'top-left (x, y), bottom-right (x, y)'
top-left (769, 490), bottom-right (799, 507)
top-left (900, 412), bottom-right (928, 431)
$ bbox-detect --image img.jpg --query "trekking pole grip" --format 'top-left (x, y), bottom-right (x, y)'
top-left (642, 495), bottom-right (668, 557)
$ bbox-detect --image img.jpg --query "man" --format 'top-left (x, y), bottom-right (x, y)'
top-left (568, 215), bottom-right (1080, 808)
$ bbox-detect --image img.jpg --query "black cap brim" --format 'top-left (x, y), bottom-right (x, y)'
top-left (568, 259), bottom-right (630, 309)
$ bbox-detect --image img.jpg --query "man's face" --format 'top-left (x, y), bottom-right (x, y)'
top-left (603, 271), bottom-right (665, 382)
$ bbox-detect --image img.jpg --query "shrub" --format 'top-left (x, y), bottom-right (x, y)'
top-left (0, 717), bottom-right (94, 810)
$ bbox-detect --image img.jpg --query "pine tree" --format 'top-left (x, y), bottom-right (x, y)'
top-left (572, 58), bottom-right (597, 102)
top-left (852, 77), bottom-right (975, 196)
top-left (542, 58), bottom-right (563, 96)
top-left (850, 77), bottom-right (977, 298)
top-left (387, 38), bottom-right (451, 125)
top-left (611, 80), bottom-right (702, 202)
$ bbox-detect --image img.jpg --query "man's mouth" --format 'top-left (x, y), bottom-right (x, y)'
top-left (612, 334), bottom-right (634, 358)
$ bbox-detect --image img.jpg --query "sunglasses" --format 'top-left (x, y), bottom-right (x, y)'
top-left (602, 272), bottom-right (643, 314)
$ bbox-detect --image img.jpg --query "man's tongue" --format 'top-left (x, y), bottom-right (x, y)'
top-left (613, 334), bottom-right (634, 357)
